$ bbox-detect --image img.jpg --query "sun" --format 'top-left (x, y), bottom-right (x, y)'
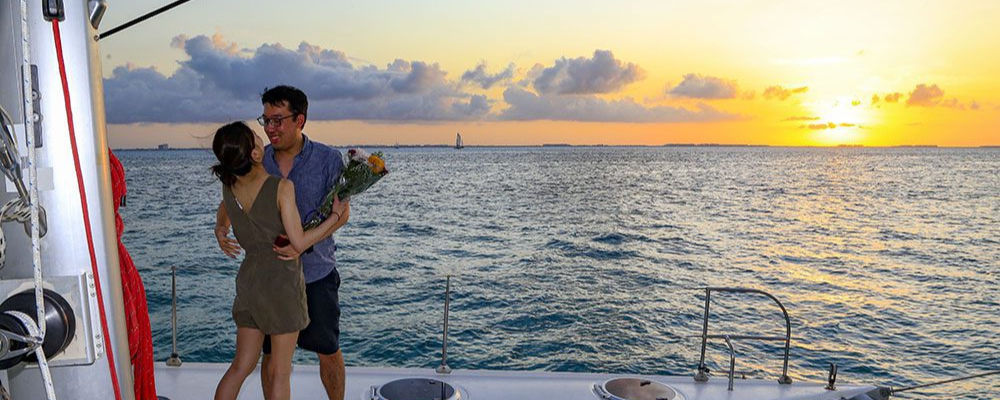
top-left (807, 98), bottom-right (878, 145)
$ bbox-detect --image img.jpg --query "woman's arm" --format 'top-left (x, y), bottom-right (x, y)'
top-left (215, 200), bottom-right (242, 258)
top-left (277, 179), bottom-right (343, 252)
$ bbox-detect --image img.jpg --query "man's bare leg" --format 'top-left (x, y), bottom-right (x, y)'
top-left (318, 350), bottom-right (345, 400)
top-left (260, 354), bottom-right (274, 399)
top-left (265, 333), bottom-right (299, 400)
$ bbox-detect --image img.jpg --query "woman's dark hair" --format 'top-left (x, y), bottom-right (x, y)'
top-left (211, 121), bottom-right (256, 186)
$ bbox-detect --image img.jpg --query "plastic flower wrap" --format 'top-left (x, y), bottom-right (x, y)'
top-left (303, 149), bottom-right (388, 229)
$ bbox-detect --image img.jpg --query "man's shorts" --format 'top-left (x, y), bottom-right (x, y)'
top-left (263, 269), bottom-right (341, 355)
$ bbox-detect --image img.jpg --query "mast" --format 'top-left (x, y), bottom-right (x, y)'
top-left (1, 1), bottom-right (134, 398)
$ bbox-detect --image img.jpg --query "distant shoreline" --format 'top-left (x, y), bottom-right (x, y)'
top-left (115, 144), bottom-right (1000, 151)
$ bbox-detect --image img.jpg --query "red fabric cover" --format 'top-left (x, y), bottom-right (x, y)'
top-left (109, 150), bottom-right (157, 399)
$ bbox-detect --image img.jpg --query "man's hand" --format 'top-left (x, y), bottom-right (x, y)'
top-left (273, 240), bottom-right (302, 261)
top-left (215, 225), bottom-right (242, 258)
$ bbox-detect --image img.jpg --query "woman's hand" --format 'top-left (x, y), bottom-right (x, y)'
top-left (329, 194), bottom-right (348, 220)
top-left (215, 225), bottom-right (242, 258)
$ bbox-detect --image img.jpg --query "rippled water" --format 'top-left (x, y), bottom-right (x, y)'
top-left (118, 146), bottom-right (999, 399)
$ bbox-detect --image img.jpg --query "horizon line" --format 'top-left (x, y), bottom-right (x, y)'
top-left (117, 143), bottom-right (1000, 151)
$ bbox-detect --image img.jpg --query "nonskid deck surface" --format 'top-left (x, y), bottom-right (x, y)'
top-left (155, 362), bottom-right (876, 400)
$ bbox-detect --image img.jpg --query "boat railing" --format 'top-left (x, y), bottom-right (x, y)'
top-left (693, 287), bottom-right (792, 388)
top-left (435, 275), bottom-right (452, 374)
top-left (166, 266), bottom-right (181, 367)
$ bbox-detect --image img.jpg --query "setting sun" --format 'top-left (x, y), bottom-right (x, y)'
top-left (804, 98), bottom-right (879, 145)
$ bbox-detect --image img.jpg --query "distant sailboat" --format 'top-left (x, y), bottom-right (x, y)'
top-left (455, 132), bottom-right (464, 149)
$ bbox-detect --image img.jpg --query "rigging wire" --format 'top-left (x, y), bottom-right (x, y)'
top-left (97, 0), bottom-right (193, 40)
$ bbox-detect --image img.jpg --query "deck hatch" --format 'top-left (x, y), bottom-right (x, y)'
top-left (593, 377), bottom-right (684, 400)
top-left (372, 377), bottom-right (460, 400)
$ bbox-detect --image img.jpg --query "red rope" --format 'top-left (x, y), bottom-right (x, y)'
top-left (51, 19), bottom-right (124, 400)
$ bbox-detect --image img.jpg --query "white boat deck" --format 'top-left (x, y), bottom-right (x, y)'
top-left (155, 362), bottom-right (878, 400)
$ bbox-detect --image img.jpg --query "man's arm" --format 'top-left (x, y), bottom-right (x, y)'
top-left (273, 200), bottom-right (349, 261)
top-left (214, 200), bottom-right (242, 258)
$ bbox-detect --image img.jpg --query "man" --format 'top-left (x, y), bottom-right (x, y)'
top-left (215, 85), bottom-right (349, 400)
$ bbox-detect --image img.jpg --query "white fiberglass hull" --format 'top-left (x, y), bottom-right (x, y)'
top-left (155, 362), bottom-right (880, 400)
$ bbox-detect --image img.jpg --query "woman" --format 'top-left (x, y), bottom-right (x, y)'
top-left (210, 121), bottom-right (346, 400)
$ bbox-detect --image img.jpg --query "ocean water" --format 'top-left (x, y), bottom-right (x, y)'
top-left (117, 146), bottom-right (999, 399)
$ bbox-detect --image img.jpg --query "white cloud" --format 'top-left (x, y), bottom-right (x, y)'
top-left (461, 63), bottom-right (515, 89)
top-left (499, 87), bottom-right (738, 123)
top-left (104, 38), bottom-right (739, 125)
top-left (883, 92), bottom-right (903, 103)
top-left (531, 50), bottom-right (644, 95)
top-left (668, 74), bottom-right (739, 99)
top-left (906, 84), bottom-right (944, 107)
top-left (906, 84), bottom-right (970, 109)
top-left (763, 85), bottom-right (808, 100)
top-left (104, 35), bottom-right (486, 123)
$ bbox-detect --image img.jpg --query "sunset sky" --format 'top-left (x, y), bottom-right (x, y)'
top-left (99, 0), bottom-right (1000, 148)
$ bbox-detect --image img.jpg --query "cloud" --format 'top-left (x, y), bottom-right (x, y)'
top-left (386, 60), bottom-right (449, 94)
top-left (905, 84), bottom-right (971, 109)
top-left (499, 87), bottom-right (739, 123)
top-left (103, 38), bottom-right (740, 125)
top-left (763, 85), bottom-right (808, 100)
top-left (784, 116), bottom-right (820, 121)
top-left (906, 84), bottom-right (944, 107)
top-left (103, 64), bottom-right (254, 123)
top-left (668, 74), bottom-right (739, 99)
top-left (805, 122), bottom-right (837, 130)
top-left (851, 99), bottom-right (861, 107)
top-left (104, 35), bottom-right (489, 123)
top-left (461, 62), bottom-right (515, 89)
top-left (883, 92), bottom-right (903, 103)
top-left (802, 122), bottom-right (856, 130)
top-left (871, 94), bottom-right (880, 105)
top-left (531, 50), bottom-right (644, 95)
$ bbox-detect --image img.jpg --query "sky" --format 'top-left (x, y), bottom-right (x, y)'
top-left (98, 0), bottom-right (1000, 148)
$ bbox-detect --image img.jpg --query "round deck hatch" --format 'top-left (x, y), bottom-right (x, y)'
top-left (593, 378), bottom-right (685, 400)
top-left (373, 378), bottom-right (460, 400)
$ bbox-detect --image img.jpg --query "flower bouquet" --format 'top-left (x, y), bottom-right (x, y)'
top-left (274, 149), bottom-right (388, 247)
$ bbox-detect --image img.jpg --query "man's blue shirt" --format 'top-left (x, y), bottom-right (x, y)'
top-left (263, 134), bottom-right (342, 283)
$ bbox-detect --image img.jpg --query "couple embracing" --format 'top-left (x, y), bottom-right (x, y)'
top-left (210, 85), bottom-right (348, 400)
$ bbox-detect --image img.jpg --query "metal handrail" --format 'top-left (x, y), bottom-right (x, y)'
top-left (435, 275), bottom-right (452, 374)
top-left (693, 287), bottom-right (792, 385)
top-left (165, 266), bottom-right (181, 366)
top-left (723, 335), bottom-right (736, 391)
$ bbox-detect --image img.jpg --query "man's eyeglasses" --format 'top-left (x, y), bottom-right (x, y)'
top-left (257, 114), bottom-right (296, 127)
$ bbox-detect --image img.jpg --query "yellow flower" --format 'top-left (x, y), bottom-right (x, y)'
top-left (368, 154), bottom-right (386, 174)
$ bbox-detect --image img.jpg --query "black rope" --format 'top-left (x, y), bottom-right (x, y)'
top-left (97, 0), bottom-right (193, 40)
top-left (892, 370), bottom-right (1000, 394)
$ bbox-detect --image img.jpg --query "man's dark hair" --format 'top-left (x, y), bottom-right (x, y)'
top-left (261, 85), bottom-right (308, 128)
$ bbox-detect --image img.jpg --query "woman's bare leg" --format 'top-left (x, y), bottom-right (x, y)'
top-left (264, 332), bottom-right (299, 400)
top-left (214, 327), bottom-right (265, 400)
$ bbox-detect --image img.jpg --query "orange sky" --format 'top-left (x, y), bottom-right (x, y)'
top-left (102, 0), bottom-right (1000, 147)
